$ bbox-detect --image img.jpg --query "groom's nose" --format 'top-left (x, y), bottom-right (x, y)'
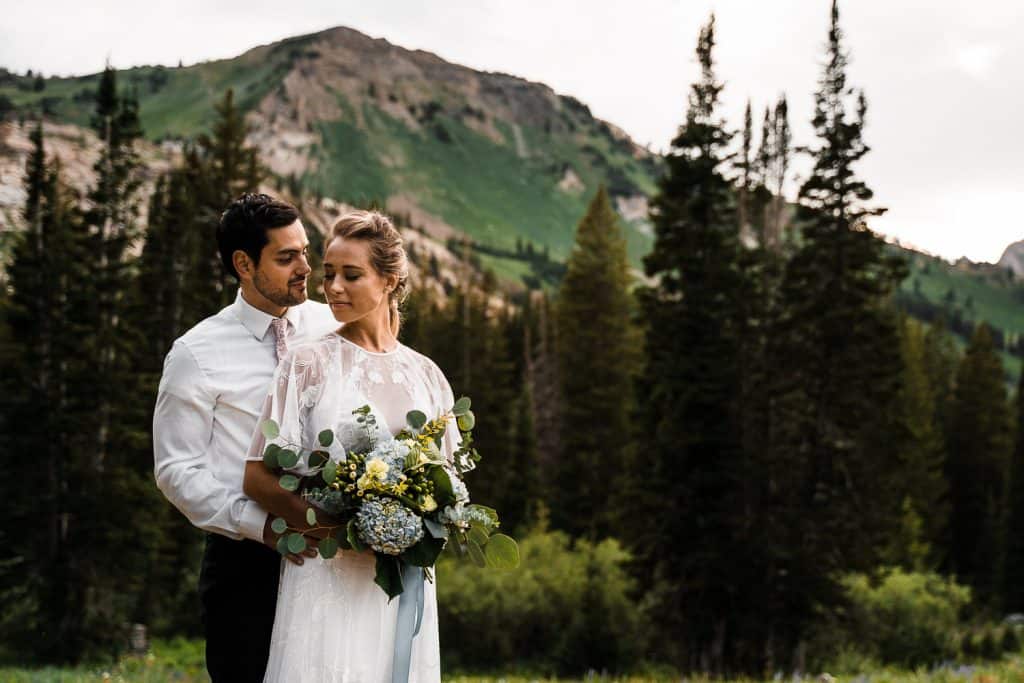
top-left (295, 254), bottom-right (312, 277)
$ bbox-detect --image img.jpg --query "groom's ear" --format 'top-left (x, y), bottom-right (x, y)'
top-left (233, 249), bottom-right (254, 281)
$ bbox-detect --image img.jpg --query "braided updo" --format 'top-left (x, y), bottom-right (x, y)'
top-left (327, 210), bottom-right (409, 336)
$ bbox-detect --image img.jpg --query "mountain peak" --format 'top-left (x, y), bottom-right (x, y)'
top-left (997, 239), bottom-right (1024, 277)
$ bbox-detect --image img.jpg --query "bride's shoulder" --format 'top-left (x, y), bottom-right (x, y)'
top-left (399, 344), bottom-right (446, 380)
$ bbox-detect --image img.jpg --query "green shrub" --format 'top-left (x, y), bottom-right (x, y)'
top-left (437, 523), bottom-right (640, 675)
top-left (1001, 625), bottom-right (1021, 654)
top-left (841, 567), bottom-right (971, 667)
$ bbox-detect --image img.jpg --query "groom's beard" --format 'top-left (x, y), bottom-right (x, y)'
top-left (254, 270), bottom-right (308, 307)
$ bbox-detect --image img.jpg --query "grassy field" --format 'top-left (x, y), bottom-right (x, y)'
top-left (6, 639), bottom-right (1024, 683)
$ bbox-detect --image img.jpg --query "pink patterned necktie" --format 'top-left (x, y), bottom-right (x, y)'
top-left (270, 317), bottom-right (290, 362)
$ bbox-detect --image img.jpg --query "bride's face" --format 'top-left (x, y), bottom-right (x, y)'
top-left (322, 237), bottom-right (396, 325)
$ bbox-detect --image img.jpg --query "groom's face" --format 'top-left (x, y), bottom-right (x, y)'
top-left (249, 220), bottom-right (311, 307)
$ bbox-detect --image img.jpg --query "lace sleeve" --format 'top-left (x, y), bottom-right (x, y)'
top-left (430, 361), bottom-right (476, 474)
top-left (247, 344), bottom-right (329, 462)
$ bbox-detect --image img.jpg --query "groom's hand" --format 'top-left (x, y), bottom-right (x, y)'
top-left (262, 515), bottom-right (318, 565)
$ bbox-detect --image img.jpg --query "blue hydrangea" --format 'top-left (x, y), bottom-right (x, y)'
top-left (364, 439), bottom-right (412, 486)
top-left (355, 497), bottom-right (424, 555)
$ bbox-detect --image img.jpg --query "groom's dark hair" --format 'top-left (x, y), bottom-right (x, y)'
top-left (217, 193), bottom-right (301, 280)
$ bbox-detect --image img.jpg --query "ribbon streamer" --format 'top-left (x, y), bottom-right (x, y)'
top-left (392, 562), bottom-right (425, 683)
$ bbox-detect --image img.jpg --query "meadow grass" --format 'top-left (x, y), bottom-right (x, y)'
top-left (5, 641), bottom-right (1024, 683)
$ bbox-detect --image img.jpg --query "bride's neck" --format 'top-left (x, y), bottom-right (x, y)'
top-left (339, 315), bottom-right (396, 353)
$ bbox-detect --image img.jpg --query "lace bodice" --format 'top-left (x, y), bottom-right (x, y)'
top-left (247, 333), bottom-right (469, 474)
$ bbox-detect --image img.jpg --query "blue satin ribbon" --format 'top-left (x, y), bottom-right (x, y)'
top-left (392, 562), bottom-right (425, 683)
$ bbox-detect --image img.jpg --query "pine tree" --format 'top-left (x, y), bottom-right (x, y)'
top-left (634, 15), bottom-right (750, 671)
top-left (766, 0), bottom-right (910, 657)
top-left (553, 186), bottom-right (636, 539)
top-left (883, 315), bottom-right (947, 568)
top-left (1006, 368), bottom-right (1024, 610)
top-left (947, 323), bottom-right (1013, 608)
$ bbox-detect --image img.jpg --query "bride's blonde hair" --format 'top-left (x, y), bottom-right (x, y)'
top-left (327, 210), bottom-right (409, 336)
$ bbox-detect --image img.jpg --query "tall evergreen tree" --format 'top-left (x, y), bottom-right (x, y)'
top-left (765, 0), bottom-right (909, 659)
top-left (883, 315), bottom-right (947, 568)
top-left (1006, 367), bottom-right (1024, 610)
top-left (553, 186), bottom-right (636, 539)
top-left (947, 323), bottom-right (1013, 608)
top-left (634, 15), bottom-right (750, 672)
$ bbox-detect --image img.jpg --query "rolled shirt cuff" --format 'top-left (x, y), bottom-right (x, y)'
top-left (238, 499), bottom-right (269, 544)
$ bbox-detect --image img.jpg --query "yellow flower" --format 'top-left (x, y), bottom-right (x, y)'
top-left (421, 495), bottom-right (437, 512)
top-left (365, 457), bottom-right (389, 480)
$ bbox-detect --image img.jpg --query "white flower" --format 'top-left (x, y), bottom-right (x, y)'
top-left (421, 495), bottom-right (437, 512)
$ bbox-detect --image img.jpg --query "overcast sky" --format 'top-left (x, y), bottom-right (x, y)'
top-left (3, 0), bottom-right (1022, 263)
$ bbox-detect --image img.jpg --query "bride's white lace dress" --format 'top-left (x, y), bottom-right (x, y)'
top-left (248, 333), bottom-right (464, 683)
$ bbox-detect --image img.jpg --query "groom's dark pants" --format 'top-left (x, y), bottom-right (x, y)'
top-left (200, 533), bottom-right (281, 683)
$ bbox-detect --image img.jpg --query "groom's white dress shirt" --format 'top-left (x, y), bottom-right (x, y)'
top-left (153, 290), bottom-right (339, 542)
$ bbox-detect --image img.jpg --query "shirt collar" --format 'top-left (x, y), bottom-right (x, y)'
top-left (234, 289), bottom-right (299, 341)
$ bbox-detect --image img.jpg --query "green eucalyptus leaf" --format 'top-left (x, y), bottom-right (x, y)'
top-left (276, 536), bottom-right (290, 556)
top-left (452, 396), bottom-right (471, 416)
top-left (467, 539), bottom-right (486, 568)
top-left (468, 526), bottom-right (489, 548)
top-left (262, 449), bottom-right (279, 469)
top-left (318, 429), bottom-right (334, 447)
top-left (277, 449), bottom-right (299, 469)
top-left (347, 518), bottom-right (365, 553)
top-left (278, 474), bottom-right (300, 492)
top-left (271, 517), bottom-right (288, 535)
top-left (483, 533), bottom-right (520, 569)
top-left (318, 537), bottom-right (339, 559)
top-left (406, 410), bottom-right (427, 430)
top-left (261, 420), bottom-right (280, 439)
top-left (306, 508), bottom-right (317, 527)
top-left (308, 450), bottom-right (329, 469)
top-left (322, 460), bottom-right (338, 484)
top-left (457, 411), bottom-right (475, 432)
top-left (286, 532), bottom-right (306, 554)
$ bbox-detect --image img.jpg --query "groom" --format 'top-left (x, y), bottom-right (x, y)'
top-left (153, 193), bottom-right (339, 682)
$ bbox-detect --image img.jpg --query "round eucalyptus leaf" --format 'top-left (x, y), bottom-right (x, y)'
top-left (318, 429), bottom-right (334, 447)
top-left (276, 536), bottom-right (290, 556)
top-left (286, 532), bottom-right (307, 555)
top-left (452, 396), bottom-right (471, 416)
top-left (262, 450), bottom-right (279, 469)
top-left (261, 420), bottom-right (280, 439)
top-left (467, 539), bottom-right (487, 568)
top-left (457, 411), bottom-right (475, 432)
top-left (278, 474), bottom-right (300, 492)
top-left (277, 449), bottom-right (299, 469)
top-left (319, 537), bottom-right (339, 559)
top-left (406, 410), bottom-right (427, 430)
top-left (483, 533), bottom-right (520, 569)
top-left (322, 460), bottom-right (338, 484)
top-left (309, 450), bottom-right (329, 468)
top-left (271, 517), bottom-right (288, 535)
top-left (306, 508), bottom-right (317, 527)
top-left (468, 526), bottom-right (489, 548)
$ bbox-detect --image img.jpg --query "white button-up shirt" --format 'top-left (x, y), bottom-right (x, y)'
top-left (153, 290), bottom-right (340, 542)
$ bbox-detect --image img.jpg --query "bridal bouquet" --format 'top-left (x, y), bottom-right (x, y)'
top-left (259, 397), bottom-right (519, 598)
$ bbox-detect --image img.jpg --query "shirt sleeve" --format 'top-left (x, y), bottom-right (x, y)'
top-left (153, 341), bottom-right (268, 543)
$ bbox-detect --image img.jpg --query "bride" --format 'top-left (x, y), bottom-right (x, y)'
top-left (243, 210), bottom-right (459, 682)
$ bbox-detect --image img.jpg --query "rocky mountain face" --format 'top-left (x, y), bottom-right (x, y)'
top-left (998, 240), bottom-right (1024, 278)
top-left (0, 26), bottom-right (658, 262)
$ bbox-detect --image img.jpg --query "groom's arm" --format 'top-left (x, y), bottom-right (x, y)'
top-left (153, 341), bottom-right (267, 543)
